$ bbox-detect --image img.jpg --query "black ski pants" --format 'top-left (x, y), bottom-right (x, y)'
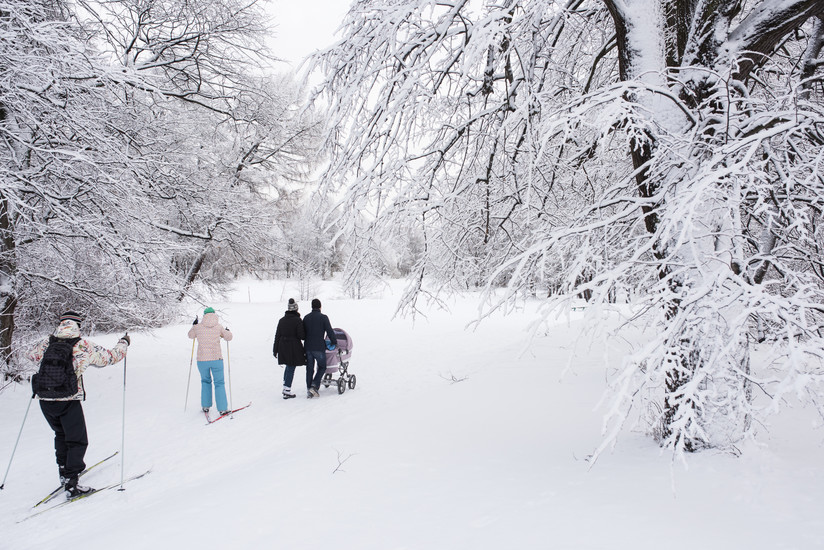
top-left (39, 400), bottom-right (88, 478)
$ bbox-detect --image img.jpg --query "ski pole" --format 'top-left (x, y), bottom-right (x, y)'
top-left (118, 339), bottom-right (127, 491)
top-left (184, 338), bottom-right (195, 412)
top-left (1, 396), bottom-right (34, 490)
top-left (226, 340), bottom-right (233, 415)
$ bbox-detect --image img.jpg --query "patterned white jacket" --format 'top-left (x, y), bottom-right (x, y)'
top-left (27, 320), bottom-right (129, 401)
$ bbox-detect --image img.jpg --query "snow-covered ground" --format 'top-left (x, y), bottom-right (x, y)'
top-left (1, 279), bottom-right (823, 549)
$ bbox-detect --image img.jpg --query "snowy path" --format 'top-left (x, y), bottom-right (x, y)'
top-left (1, 280), bottom-right (823, 549)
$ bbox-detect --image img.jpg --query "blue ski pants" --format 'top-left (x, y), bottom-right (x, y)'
top-left (197, 360), bottom-right (228, 412)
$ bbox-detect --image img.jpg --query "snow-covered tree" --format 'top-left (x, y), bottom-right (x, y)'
top-left (0, 0), bottom-right (321, 377)
top-left (73, 0), bottom-right (325, 298)
top-left (0, 0), bottom-right (180, 373)
top-left (311, 0), bottom-right (824, 455)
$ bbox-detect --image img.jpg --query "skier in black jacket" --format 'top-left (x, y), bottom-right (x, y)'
top-left (273, 298), bottom-right (306, 399)
top-left (303, 298), bottom-right (337, 398)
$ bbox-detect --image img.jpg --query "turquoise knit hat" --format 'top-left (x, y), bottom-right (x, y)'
top-left (204, 307), bottom-right (215, 314)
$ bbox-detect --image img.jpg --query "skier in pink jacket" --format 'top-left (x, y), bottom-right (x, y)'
top-left (187, 307), bottom-right (232, 415)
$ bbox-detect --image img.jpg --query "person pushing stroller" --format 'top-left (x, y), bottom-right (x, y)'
top-left (303, 298), bottom-right (336, 398)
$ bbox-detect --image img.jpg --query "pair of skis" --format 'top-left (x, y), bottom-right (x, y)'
top-left (204, 402), bottom-right (251, 424)
top-left (25, 402), bottom-right (251, 518)
top-left (24, 469), bottom-right (151, 521)
top-left (25, 451), bottom-right (149, 521)
top-left (32, 451), bottom-right (119, 509)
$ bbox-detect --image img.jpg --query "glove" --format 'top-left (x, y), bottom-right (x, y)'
top-left (120, 333), bottom-right (131, 346)
top-left (192, 316), bottom-right (198, 325)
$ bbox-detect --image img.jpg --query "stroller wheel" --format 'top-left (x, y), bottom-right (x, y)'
top-left (337, 377), bottom-right (346, 394)
top-left (348, 374), bottom-right (357, 390)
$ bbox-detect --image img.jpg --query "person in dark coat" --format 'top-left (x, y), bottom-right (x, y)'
top-left (273, 298), bottom-right (306, 399)
top-left (303, 298), bottom-right (337, 398)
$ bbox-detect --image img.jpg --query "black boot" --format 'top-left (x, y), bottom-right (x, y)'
top-left (65, 476), bottom-right (93, 499)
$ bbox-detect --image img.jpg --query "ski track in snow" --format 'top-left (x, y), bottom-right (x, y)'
top-left (1, 279), bottom-right (823, 549)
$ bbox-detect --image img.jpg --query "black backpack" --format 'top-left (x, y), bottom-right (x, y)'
top-left (31, 336), bottom-right (81, 398)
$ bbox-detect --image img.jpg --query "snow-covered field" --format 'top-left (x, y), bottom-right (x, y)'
top-left (1, 279), bottom-right (823, 549)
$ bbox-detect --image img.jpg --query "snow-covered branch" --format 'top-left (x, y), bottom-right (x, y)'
top-left (315, 0), bottom-right (824, 458)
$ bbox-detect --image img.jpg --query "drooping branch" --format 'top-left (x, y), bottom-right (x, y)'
top-left (727, 0), bottom-right (824, 81)
top-left (800, 15), bottom-right (824, 100)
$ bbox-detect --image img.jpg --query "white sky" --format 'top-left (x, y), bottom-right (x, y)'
top-left (266, 1), bottom-right (352, 68)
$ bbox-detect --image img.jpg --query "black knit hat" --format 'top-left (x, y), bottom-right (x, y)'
top-left (311, 298), bottom-right (321, 309)
top-left (288, 298), bottom-right (298, 312)
top-left (59, 311), bottom-right (82, 326)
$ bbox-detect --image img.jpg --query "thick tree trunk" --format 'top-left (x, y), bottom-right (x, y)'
top-left (663, 352), bottom-right (696, 451)
top-left (0, 99), bottom-right (17, 368)
top-left (601, 0), bottom-right (726, 450)
top-left (0, 190), bottom-right (16, 369)
top-left (0, 294), bottom-right (17, 370)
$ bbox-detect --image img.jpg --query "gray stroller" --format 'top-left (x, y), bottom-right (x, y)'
top-left (321, 328), bottom-right (356, 394)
